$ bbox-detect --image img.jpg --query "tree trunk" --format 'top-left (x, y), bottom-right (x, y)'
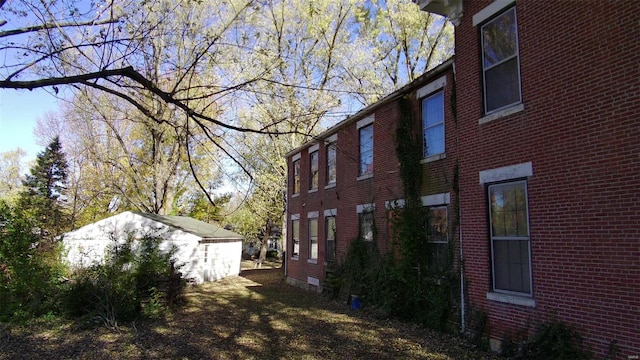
top-left (259, 222), bottom-right (270, 262)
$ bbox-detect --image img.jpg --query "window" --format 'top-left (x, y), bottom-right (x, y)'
top-left (204, 245), bottom-right (209, 263)
top-left (309, 218), bottom-right (318, 260)
top-left (326, 143), bottom-right (336, 186)
top-left (426, 207), bottom-right (448, 273)
top-left (292, 219), bottom-right (300, 257)
top-left (422, 91), bottom-right (445, 157)
top-left (489, 181), bottom-right (531, 295)
top-left (359, 211), bottom-right (374, 242)
top-left (309, 151), bottom-right (319, 190)
top-left (293, 159), bottom-right (300, 194)
top-left (481, 7), bottom-right (521, 113)
top-left (359, 124), bottom-right (373, 176)
top-left (325, 216), bottom-right (336, 262)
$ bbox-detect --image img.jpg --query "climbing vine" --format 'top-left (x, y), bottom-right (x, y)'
top-left (329, 94), bottom-right (459, 332)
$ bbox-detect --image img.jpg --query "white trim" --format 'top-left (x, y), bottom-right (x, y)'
top-left (291, 214), bottom-right (300, 221)
top-left (417, 75), bottom-right (447, 99)
top-left (421, 192), bottom-right (451, 206)
top-left (307, 211), bottom-right (319, 219)
top-left (292, 153), bottom-right (301, 161)
top-left (479, 162), bottom-right (533, 184)
top-left (324, 208), bottom-right (337, 217)
top-left (357, 115), bottom-right (374, 129)
top-left (357, 173), bottom-right (374, 181)
top-left (308, 188), bottom-right (318, 194)
top-left (385, 199), bottom-right (405, 209)
top-left (421, 153), bottom-right (447, 163)
top-left (307, 259), bottom-right (318, 265)
top-left (472, 0), bottom-right (515, 26)
top-left (325, 133), bottom-right (338, 143)
top-left (478, 103), bottom-right (524, 125)
top-left (487, 292), bottom-right (536, 307)
top-left (308, 143), bottom-right (319, 153)
top-left (291, 193), bottom-right (299, 198)
top-left (307, 276), bottom-right (320, 286)
top-left (324, 183), bottom-right (336, 190)
top-left (356, 203), bottom-right (375, 213)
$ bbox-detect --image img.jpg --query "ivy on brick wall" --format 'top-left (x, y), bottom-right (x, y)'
top-left (328, 95), bottom-right (459, 332)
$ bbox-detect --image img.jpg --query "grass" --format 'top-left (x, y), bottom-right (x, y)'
top-left (0, 263), bottom-right (500, 359)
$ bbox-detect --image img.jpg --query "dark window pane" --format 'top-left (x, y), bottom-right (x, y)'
top-left (326, 216), bottom-right (336, 262)
top-left (493, 239), bottom-right (531, 293)
top-left (485, 57), bottom-right (521, 112)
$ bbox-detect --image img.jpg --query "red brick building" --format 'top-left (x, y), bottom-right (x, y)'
top-left (286, 0), bottom-right (639, 357)
top-left (415, 0), bottom-right (639, 357)
top-left (285, 59), bottom-right (457, 292)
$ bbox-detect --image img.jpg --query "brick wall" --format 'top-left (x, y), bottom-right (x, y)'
top-left (286, 63), bottom-right (459, 293)
top-left (455, 0), bottom-right (640, 357)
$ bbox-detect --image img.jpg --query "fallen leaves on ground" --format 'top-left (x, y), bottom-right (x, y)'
top-left (0, 264), bottom-right (501, 359)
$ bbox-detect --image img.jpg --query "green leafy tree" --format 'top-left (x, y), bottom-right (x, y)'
top-left (0, 201), bottom-right (65, 320)
top-left (17, 136), bottom-right (69, 242)
top-left (0, 148), bottom-right (27, 205)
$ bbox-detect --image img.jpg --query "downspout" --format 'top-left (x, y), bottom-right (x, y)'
top-left (452, 61), bottom-right (466, 334)
top-left (459, 206), bottom-right (465, 333)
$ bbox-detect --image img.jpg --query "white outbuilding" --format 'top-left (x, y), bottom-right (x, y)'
top-left (63, 211), bottom-right (243, 284)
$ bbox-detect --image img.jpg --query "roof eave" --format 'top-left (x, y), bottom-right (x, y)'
top-left (414, 0), bottom-right (463, 26)
top-left (285, 58), bottom-right (455, 159)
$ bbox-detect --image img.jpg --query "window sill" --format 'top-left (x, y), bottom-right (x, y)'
top-left (421, 153), bottom-right (446, 164)
top-left (308, 188), bottom-right (318, 194)
top-left (478, 103), bottom-right (525, 125)
top-left (292, 193), bottom-right (300, 198)
top-left (486, 292), bottom-right (536, 307)
top-left (307, 259), bottom-right (317, 264)
top-left (291, 256), bottom-right (299, 261)
top-left (357, 173), bottom-right (374, 181)
top-left (325, 183), bottom-right (336, 189)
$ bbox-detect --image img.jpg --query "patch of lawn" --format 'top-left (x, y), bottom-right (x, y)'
top-left (0, 267), bottom-right (500, 359)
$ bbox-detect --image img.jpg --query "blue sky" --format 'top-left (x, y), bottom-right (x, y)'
top-left (0, 88), bottom-right (60, 161)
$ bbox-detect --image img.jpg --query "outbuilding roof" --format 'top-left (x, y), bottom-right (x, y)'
top-left (133, 212), bottom-right (243, 240)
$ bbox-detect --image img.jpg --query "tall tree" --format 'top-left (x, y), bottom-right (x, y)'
top-left (17, 136), bottom-right (69, 241)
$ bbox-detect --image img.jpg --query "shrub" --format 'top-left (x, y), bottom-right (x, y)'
top-left (62, 233), bottom-right (185, 326)
top-left (515, 318), bottom-right (591, 360)
top-left (0, 201), bottom-right (67, 322)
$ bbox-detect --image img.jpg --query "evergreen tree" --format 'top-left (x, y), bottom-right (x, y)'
top-left (18, 136), bottom-right (69, 242)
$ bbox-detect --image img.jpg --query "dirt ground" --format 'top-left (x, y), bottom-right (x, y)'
top-left (0, 264), bottom-right (500, 359)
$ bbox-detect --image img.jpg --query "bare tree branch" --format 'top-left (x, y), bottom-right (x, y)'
top-left (0, 18), bottom-right (118, 38)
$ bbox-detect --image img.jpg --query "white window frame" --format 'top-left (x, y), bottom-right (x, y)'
top-left (480, 5), bottom-right (522, 115)
top-left (488, 180), bottom-right (533, 297)
top-left (325, 142), bottom-right (337, 188)
top-left (292, 157), bottom-right (300, 196)
top-left (357, 116), bottom-right (374, 179)
top-left (291, 214), bottom-right (300, 259)
top-left (309, 149), bottom-right (319, 191)
top-left (357, 203), bottom-right (375, 242)
top-left (308, 211), bottom-right (319, 263)
top-left (324, 209), bottom-right (337, 263)
top-left (422, 90), bottom-right (445, 159)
